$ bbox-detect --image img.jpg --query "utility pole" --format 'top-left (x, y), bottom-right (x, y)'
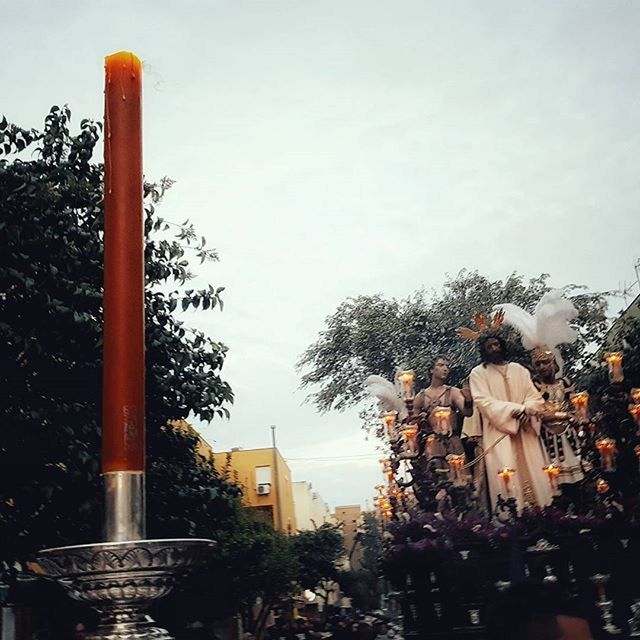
top-left (271, 425), bottom-right (283, 531)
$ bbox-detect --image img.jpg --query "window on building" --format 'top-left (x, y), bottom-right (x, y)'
top-left (256, 465), bottom-right (271, 485)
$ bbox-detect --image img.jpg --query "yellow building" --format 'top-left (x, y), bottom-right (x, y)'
top-left (213, 447), bottom-right (297, 532)
top-left (167, 419), bottom-right (215, 463)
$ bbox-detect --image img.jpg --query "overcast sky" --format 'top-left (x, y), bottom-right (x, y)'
top-left (3, 0), bottom-right (639, 511)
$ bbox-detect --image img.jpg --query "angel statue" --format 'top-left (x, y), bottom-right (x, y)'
top-left (496, 290), bottom-right (584, 498)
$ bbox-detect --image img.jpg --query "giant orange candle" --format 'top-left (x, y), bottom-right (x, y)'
top-left (102, 52), bottom-right (145, 474)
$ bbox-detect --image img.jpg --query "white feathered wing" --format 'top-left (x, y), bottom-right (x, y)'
top-left (363, 375), bottom-right (408, 420)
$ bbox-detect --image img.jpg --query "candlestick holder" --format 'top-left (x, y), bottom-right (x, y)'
top-left (400, 424), bottom-right (419, 457)
top-left (432, 406), bottom-right (453, 436)
top-left (629, 599), bottom-right (640, 637)
top-left (396, 369), bottom-right (415, 401)
top-left (604, 352), bottom-right (624, 384)
top-left (590, 573), bottom-right (622, 636)
top-left (629, 404), bottom-right (640, 429)
top-left (29, 538), bottom-right (215, 640)
top-left (595, 438), bottom-right (618, 472)
top-left (570, 391), bottom-right (590, 423)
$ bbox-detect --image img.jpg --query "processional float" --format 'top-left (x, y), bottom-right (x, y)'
top-left (366, 297), bottom-right (640, 637)
top-left (29, 52), bottom-right (213, 640)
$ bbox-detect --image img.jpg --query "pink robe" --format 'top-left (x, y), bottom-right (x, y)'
top-left (469, 362), bottom-right (553, 512)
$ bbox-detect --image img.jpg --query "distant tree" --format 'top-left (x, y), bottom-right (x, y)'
top-left (163, 510), bottom-right (300, 639)
top-left (340, 513), bottom-right (383, 611)
top-left (298, 271), bottom-right (609, 415)
top-left (289, 523), bottom-right (345, 623)
top-left (293, 522), bottom-right (345, 596)
top-left (578, 317), bottom-right (640, 401)
top-left (0, 107), bottom-right (236, 566)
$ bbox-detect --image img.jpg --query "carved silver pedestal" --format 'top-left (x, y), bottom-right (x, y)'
top-left (590, 573), bottom-right (622, 636)
top-left (29, 538), bottom-right (215, 640)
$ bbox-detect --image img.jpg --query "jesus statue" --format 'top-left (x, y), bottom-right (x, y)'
top-left (468, 334), bottom-right (554, 512)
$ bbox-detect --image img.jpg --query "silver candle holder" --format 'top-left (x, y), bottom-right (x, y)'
top-left (30, 538), bottom-right (215, 640)
top-left (590, 573), bottom-right (622, 636)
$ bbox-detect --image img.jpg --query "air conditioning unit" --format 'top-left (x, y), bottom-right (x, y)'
top-left (257, 483), bottom-right (271, 496)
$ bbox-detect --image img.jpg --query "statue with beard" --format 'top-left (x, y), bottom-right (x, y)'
top-left (468, 333), bottom-right (554, 512)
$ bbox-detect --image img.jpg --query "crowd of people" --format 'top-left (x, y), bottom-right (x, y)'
top-left (254, 612), bottom-right (402, 640)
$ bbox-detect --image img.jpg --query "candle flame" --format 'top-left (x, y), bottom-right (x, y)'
top-left (396, 370), bottom-right (415, 383)
top-left (400, 425), bottom-right (418, 438)
top-left (543, 464), bottom-right (560, 478)
top-left (570, 392), bottom-right (589, 408)
top-left (381, 411), bottom-right (397, 427)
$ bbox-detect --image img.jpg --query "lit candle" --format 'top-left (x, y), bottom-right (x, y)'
top-left (497, 467), bottom-right (515, 495)
top-left (595, 438), bottom-right (617, 472)
top-left (570, 392), bottom-right (590, 423)
top-left (381, 411), bottom-right (398, 440)
top-left (446, 453), bottom-right (466, 486)
top-left (380, 459), bottom-right (394, 484)
top-left (543, 464), bottom-right (561, 494)
top-left (396, 370), bottom-right (415, 401)
top-left (400, 424), bottom-right (419, 455)
top-left (433, 406), bottom-right (453, 435)
top-left (629, 404), bottom-right (640, 428)
top-left (103, 51), bottom-right (145, 474)
top-left (596, 478), bottom-right (610, 494)
top-left (425, 434), bottom-right (436, 458)
top-left (604, 352), bottom-right (624, 383)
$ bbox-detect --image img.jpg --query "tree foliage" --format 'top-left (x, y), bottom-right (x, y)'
top-left (578, 316), bottom-right (640, 401)
top-left (298, 271), bottom-right (609, 413)
top-left (163, 508), bottom-right (301, 632)
top-left (0, 107), bottom-right (236, 565)
top-left (292, 522), bottom-right (345, 594)
top-left (340, 513), bottom-right (383, 611)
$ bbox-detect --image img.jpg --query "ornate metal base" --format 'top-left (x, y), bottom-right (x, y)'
top-left (29, 539), bottom-right (215, 640)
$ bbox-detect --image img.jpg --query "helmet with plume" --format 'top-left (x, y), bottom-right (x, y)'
top-left (493, 289), bottom-right (578, 375)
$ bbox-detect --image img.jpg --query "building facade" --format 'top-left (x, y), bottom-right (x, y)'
top-left (292, 481), bottom-right (333, 531)
top-left (333, 504), bottom-right (364, 571)
top-left (213, 447), bottom-right (297, 532)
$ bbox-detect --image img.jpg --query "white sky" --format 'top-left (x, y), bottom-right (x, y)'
top-left (3, 0), bottom-right (639, 511)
